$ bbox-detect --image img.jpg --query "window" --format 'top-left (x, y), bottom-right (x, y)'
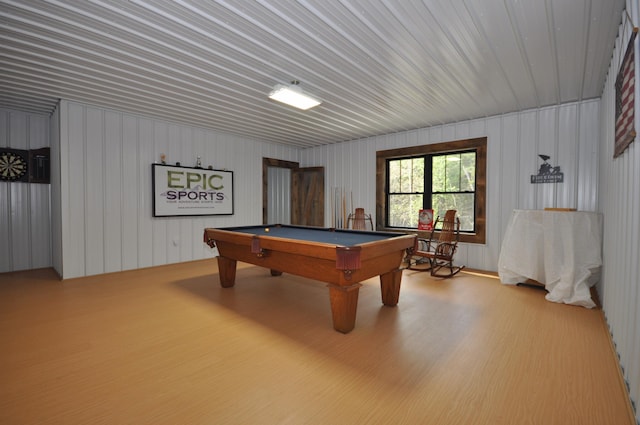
top-left (376, 137), bottom-right (486, 244)
top-left (387, 157), bottom-right (425, 228)
top-left (388, 151), bottom-right (476, 231)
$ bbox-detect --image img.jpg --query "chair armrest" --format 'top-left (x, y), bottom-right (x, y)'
top-left (434, 241), bottom-right (458, 258)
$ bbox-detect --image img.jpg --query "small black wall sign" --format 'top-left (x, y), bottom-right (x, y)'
top-left (531, 155), bottom-right (563, 184)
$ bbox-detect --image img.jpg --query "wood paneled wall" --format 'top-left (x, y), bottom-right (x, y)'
top-left (55, 100), bottom-right (299, 279)
top-left (0, 108), bottom-right (51, 273)
top-left (300, 100), bottom-right (600, 272)
top-left (598, 1), bottom-right (640, 421)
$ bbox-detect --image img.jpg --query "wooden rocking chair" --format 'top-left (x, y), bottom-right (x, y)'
top-left (409, 209), bottom-right (465, 278)
top-left (346, 208), bottom-right (374, 230)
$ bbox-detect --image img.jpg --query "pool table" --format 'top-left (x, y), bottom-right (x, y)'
top-left (203, 224), bottom-right (416, 333)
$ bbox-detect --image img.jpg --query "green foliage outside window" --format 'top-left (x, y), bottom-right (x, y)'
top-left (387, 151), bottom-right (476, 232)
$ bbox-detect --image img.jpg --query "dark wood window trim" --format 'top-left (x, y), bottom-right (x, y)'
top-left (376, 137), bottom-right (486, 244)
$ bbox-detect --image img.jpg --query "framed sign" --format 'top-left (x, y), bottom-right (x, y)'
top-left (418, 209), bottom-right (434, 231)
top-left (152, 164), bottom-right (234, 217)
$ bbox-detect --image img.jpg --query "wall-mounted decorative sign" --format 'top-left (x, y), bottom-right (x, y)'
top-left (152, 163), bottom-right (234, 217)
top-left (0, 147), bottom-right (50, 183)
top-left (531, 155), bottom-right (563, 184)
top-left (614, 28), bottom-right (637, 158)
top-left (418, 209), bottom-right (434, 231)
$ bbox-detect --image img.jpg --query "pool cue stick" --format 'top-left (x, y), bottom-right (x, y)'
top-left (338, 188), bottom-right (341, 228)
top-left (331, 187), bottom-right (334, 227)
top-left (336, 188), bottom-right (339, 228)
top-left (339, 188), bottom-right (341, 228)
top-left (335, 188), bottom-right (339, 228)
top-left (342, 191), bottom-right (347, 229)
top-left (338, 187), bottom-right (341, 228)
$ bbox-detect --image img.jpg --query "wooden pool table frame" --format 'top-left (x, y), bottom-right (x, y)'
top-left (204, 225), bottom-right (416, 333)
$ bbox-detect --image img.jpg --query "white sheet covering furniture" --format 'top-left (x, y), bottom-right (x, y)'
top-left (498, 209), bottom-right (603, 308)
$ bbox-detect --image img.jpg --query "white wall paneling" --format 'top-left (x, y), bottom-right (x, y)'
top-left (57, 100), bottom-right (300, 279)
top-left (50, 104), bottom-right (62, 276)
top-left (1, 98), bottom-right (606, 278)
top-left (267, 166), bottom-right (291, 224)
top-left (300, 99), bottom-right (601, 273)
top-left (85, 107), bottom-right (106, 276)
top-left (0, 108), bottom-right (51, 273)
top-left (598, 1), bottom-right (640, 420)
top-left (104, 111), bottom-right (123, 273)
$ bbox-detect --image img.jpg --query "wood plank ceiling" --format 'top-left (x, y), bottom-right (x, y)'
top-left (0, 0), bottom-right (626, 147)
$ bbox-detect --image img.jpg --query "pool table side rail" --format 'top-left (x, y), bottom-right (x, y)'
top-left (204, 228), bottom-right (415, 262)
top-left (211, 224), bottom-right (404, 238)
top-left (214, 242), bottom-right (407, 285)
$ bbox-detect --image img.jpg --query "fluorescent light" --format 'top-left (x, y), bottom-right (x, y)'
top-left (269, 83), bottom-right (322, 110)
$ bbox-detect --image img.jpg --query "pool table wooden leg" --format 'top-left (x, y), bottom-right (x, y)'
top-left (216, 256), bottom-right (237, 288)
top-left (327, 283), bottom-right (362, 333)
top-left (379, 269), bottom-right (402, 306)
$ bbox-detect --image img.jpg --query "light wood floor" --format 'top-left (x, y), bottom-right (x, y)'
top-left (0, 261), bottom-right (635, 425)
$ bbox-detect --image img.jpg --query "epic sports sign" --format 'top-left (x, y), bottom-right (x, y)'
top-left (152, 164), bottom-right (234, 217)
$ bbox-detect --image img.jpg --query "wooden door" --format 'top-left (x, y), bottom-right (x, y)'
top-left (291, 167), bottom-right (324, 226)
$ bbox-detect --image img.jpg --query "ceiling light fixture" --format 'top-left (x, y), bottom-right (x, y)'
top-left (268, 80), bottom-right (322, 110)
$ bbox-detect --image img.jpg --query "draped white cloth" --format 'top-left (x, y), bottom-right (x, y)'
top-left (498, 210), bottom-right (603, 308)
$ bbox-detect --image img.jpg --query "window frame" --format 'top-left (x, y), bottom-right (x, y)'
top-left (376, 137), bottom-right (486, 244)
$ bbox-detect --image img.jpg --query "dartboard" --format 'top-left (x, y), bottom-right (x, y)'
top-left (0, 150), bottom-right (28, 181)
